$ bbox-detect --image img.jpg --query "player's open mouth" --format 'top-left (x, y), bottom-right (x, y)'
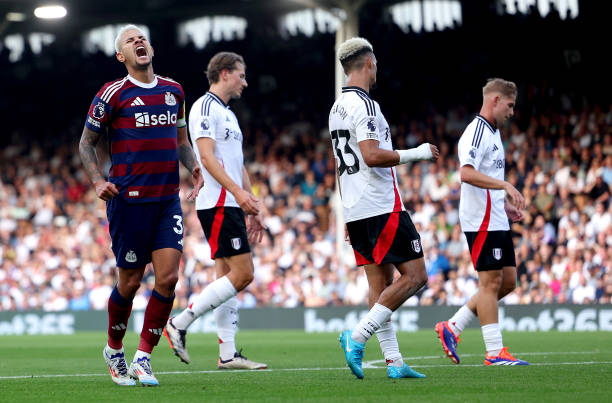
top-left (135, 46), bottom-right (147, 58)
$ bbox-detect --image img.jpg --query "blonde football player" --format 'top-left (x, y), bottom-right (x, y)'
top-left (330, 37), bottom-right (440, 379)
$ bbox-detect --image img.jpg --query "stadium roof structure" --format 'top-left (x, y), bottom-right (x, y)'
top-left (0, 0), bottom-right (398, 36)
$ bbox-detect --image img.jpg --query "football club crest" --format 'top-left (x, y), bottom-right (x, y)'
top-left (93, 102), bottom-right (105, 119)
top-left (493, 248), bottom-right (502, 260)
top-left (411, 239), bottom-right (421, 253)
top-left (125, 250), bottom-right (137, 263)
top-left (165, 91), bottom-right (177, 106)
top-left (231, 238), bottom-right (241, 250)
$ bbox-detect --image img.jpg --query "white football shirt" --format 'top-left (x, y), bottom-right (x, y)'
top-left (457, 115), bottom-right (509, 232)
top-left (189, 91), bottom-right (244, 210)
top-left (328, 86), bottom-right (404, 222)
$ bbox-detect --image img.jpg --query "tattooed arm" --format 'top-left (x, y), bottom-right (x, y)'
top-left (177, 126), bottom-right (203, 201)
top-left (79, 126), bottom-right (118, 201)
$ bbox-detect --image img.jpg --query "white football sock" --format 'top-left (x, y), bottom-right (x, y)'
top-left (352, 303), bottom-right (392, 344)
top-left (133, 349), bottom-right (151, 361)
top-left (481, 323), bottom-right (503, 356)
top-left (215, 296), bottom-right (239, 361)
top-left (105, 344), bottom-right (123, 354)
top-left (448, 305), bottom-right (476, 336)
top-left (375, 320), bottom-right (404, 367)
top-left (173, 276), bottom-right (237, 330)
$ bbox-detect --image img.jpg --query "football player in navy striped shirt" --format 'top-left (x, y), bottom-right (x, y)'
top-left (79, 24), bottom-right (203, 386)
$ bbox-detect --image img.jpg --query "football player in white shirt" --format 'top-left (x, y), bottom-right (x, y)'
top-left (331, 38), bottom-right (439, 379)
top-left (164, 52), bottom-right (266, 370)
top-left (435, 78), bottom-right (529, 366)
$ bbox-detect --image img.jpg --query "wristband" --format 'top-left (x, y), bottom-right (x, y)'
top-left (396, 143), bottom-right (433, 164)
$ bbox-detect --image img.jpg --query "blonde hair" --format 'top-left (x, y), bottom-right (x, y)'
top-left (483, 78), bottom-right (517, 98)
top-left (337, 37), bottom-right (374, 74)
top-left (115, 24), bottom-right (148, 53)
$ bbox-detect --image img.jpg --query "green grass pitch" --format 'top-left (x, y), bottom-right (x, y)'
top-left (1, 330), bottom-right (611, 402)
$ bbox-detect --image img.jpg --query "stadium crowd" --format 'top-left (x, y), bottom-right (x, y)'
top-left (1, 96), bottom-right (610, 311)
top-left (1, 4), bottom-right (610, 311)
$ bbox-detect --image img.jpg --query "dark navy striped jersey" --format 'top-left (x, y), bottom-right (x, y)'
top-left (85, 74), bottom-right (186, 203)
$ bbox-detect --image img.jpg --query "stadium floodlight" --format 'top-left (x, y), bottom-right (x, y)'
top-left (6, 12), bottom-right (27, 22)
top-left (34, 5), bottom-right (67, 19)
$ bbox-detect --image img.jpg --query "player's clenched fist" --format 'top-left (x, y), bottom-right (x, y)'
top-left (94, 180), bottom-right (119, 201)
top-left (429, 144), bottom-right (440, 161)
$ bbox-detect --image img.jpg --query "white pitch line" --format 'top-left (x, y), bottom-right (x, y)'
top-left (363, 351), bottom-right (602, 368)
top-left (1, 360), bottom-right (611, 380)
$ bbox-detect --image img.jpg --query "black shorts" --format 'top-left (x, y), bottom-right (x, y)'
top-left (464, 230), bottom-right (516, 271)
top-left (347, 211), bottom-right (424, 266)
top-left (198, 207), bottom-right (251, 259)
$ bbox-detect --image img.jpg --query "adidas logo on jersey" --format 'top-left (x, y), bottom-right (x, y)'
top-left (125, 250), bottom-right (137, 263)
top-left (111, 323), bottom-right (127, 331)
top-left (131, 97), bottom-right (145, 106)
top-left (492, 144), bottom-right (499, 151)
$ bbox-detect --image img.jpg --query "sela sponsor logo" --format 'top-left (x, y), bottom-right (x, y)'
top-left (411, 239), bottom-right (421, 253)
top-left (165, 91), bottom-right (177, 106)
top-left (231, 237), bottom-right (241, 250)
top-left (93, 101), bottom-right (105, 119)
top-left (493, 248), bottom-right (502, 260)
top-left (125, 250), bottom-right (137, 263)
top-left (87, 116), bottom-right (101, 128)
top-left (134, 111), bottom-right (177, 127)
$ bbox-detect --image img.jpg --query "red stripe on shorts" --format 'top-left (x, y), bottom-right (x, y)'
top-left (471, 189), bottom-right (492, 267)
top-left (209, 207), bottom-right (225, 259)
top-left (353, 249), bottom-right (373, 266)
top-left (372, 212), bottom-right (400, 265)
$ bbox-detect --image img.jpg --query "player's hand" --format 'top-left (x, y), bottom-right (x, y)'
top-left (236, 189), bottom-right (260, 215)
top-left (504, 182), bottom-right (525, 210)
top-left (94, 180), bottom-right (119, 201)
top-left (247, 213), bottom-right (267, 244)
top-left (429, 144), bottom-right (440, 161)
top-left (504, 202), bottom-right (524, 222)
top-left (186, 166), bottom-right (204, 201)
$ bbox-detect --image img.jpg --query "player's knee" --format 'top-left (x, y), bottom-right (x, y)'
top-left (482, 275), bottom-right (503, 294)
top-left (120, 278), bottom-right (142, 296)
top-left (157, 273), bottom-right (179, 291)
top-left (499, 279), bottom-right (516, 298)
top-left (235, 271), bottom-right (254, 290)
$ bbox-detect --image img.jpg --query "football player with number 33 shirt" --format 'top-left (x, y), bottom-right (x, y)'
top-left (329, 37), bottom-right (439, 380)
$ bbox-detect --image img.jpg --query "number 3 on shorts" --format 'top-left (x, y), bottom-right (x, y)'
top-left (173, 215), bottom-right (183, 235)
